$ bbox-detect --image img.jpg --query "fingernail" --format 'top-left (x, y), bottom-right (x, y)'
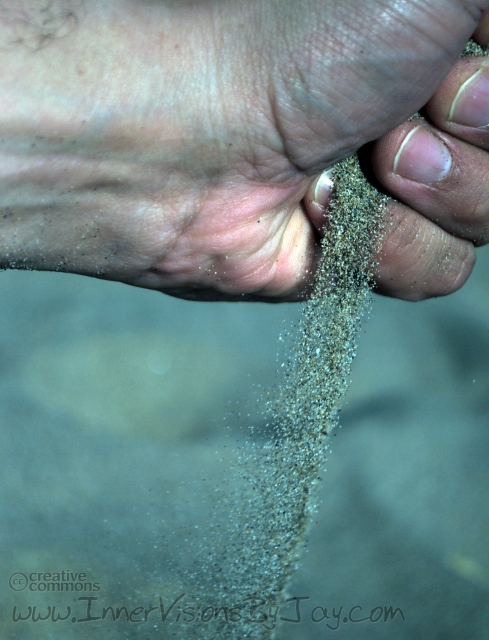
top-left (393, 126), bottom-right (452, 184)
top-left (449, 69), bottom-right (489, 128)
top-left (313, 169), bottom-right (334, 208)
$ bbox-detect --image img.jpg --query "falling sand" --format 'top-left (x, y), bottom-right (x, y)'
top-left (171, 42), bottom-right (487, 639)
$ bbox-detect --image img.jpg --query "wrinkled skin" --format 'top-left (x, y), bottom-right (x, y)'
top-left (1, 0), bottom-right (489, 301)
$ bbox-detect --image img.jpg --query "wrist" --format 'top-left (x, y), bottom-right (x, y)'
top-left (0, 2), bottom-right (221, 278)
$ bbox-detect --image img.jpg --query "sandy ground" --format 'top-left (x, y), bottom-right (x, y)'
top-left (1, 248), bottom-right (488, 639)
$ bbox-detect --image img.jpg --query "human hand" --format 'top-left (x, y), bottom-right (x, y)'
top-left (1, 0), bottom-right (489, 301)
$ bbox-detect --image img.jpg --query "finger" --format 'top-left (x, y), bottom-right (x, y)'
top-left (473, 10), bottom-right (489, 47)
top-left (374, 200), bottom-right (476, 301)
top-left (301, 165), bottom-right (475, 302)
top-left (371, 121), bottom-right (489, 245)
top-left (303, 169), bottom-right (334, 232)
top-left (424, 56), bottom-right (489, 151)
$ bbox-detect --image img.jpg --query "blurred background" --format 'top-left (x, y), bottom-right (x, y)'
top-left (1, 248), bottom-right (488, 639)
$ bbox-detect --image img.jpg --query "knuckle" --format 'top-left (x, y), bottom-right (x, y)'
top-left (423, 236), bottom-right (476, 297)
top-left (376, 202), bottom-right (476, 300)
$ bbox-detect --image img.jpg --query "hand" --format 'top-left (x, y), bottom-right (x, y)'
top-left (1, 0), bottom-right (488, 302)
